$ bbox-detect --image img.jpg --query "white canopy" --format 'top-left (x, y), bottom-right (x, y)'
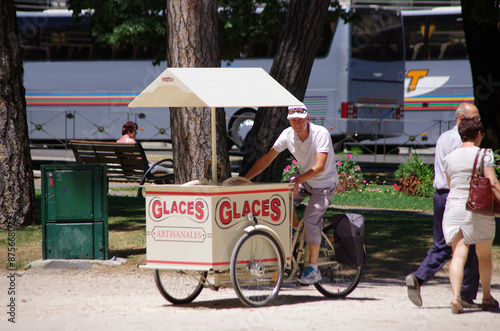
top-left (128, 67), bottom-right (303, 183)
top-left (128, 67), bottom-right (303, 108)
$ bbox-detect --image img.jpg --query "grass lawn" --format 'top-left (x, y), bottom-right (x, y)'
top-left (2, 186), bottom-right (499, 280)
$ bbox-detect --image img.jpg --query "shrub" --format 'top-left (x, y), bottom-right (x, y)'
top-left (336, 154), bottom-right (364, 193)
top-left (494, 149), bottom-right (500, 179)
top-left (395, 153), bottom-right (434, 197)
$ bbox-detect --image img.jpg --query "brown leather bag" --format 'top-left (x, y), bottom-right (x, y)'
top-left (466, 149), bottom-right (500, 216)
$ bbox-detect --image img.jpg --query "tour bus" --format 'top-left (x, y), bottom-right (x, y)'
top-left (396, 6), bottom-right (473, 147)
top-left (18, 10), bottom-right (170, 146)
top-left (19, 7), bottom-right (405, 151)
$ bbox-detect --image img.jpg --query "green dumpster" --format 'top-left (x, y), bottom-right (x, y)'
top-left (41, 164), bottom-right (108, 260)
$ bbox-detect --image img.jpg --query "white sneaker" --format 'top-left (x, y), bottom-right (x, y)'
top-left (298, 266), bottom-right (321, 285)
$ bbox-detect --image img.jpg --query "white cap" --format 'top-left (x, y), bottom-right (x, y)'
top-left (287, 105), bottom-right (308, 120)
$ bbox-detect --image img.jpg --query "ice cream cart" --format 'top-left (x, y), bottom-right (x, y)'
top-left (129, 68), bottom-right (364, 307)
top-left (129, 68), bottom-right (303, 307)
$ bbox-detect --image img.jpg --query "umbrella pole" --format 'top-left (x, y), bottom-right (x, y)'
top-left (211, 107), bottom-right (217, 184)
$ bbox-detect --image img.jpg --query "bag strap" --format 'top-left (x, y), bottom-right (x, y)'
top-left (478, 148), bottom-right (487, 176)
top-left (471, 148), bottom-right (483, 178)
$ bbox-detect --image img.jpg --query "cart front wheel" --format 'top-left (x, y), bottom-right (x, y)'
top-left (314, 223), bottom-right (363, 298)
top-left (230, 231), bottom-right (284, 307)
top-left (154, 269), bottom-right (206, 304)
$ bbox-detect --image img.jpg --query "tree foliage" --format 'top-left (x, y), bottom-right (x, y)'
top-left (218, 0), bottom-right (287, 61)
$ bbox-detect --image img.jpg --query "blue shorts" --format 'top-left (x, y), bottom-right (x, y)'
top-left (294, 181), bottom-right (336, 245)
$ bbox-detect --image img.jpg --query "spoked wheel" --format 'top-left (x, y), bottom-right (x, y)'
top-left (154, 269), bottom-right (207, 304)
top-left (314, 223), bottom-right (363, 298)
top-left (230, 231), bottom-right (284, 307)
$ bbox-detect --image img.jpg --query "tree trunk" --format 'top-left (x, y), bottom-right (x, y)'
top-left (166, 0), bottom-right (229, 183)
top-left (461, 0), bottom-right (500, 150)
top-left (0, 0), bottom-right (36, 228)
top-left (239, 0), bottom-right (331, 182)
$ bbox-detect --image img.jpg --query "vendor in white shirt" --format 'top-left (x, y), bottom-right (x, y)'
top-left (243, 105), bottom-right (339, 285)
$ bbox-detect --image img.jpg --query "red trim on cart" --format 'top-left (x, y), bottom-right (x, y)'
top-left (145, 188), bottom-right (290, 196)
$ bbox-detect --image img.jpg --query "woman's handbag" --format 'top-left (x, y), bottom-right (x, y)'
top-left (465, 148), bottom-right (500, 216)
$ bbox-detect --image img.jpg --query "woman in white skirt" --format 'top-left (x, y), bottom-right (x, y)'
top-left (443, 117), bottom-right (499, 314)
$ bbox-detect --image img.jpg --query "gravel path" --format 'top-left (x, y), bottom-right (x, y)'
top-left (1, 261), bottom-right (499, 331)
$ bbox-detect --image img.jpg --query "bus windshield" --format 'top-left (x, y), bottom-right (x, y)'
top-left (351, 8), bottom-right (404, 61)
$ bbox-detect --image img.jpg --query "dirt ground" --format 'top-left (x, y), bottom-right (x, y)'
top-left (1, 259), bottom-right (499, 331)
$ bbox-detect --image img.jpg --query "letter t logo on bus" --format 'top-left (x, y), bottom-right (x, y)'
top-left (406, 69), bottom-right (429, 92)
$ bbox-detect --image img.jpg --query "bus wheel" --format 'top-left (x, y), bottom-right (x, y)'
top-left (229, 111), bottom-right (255, 150)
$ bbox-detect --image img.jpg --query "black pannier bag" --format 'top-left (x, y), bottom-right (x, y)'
top-left (331, 213), bottom-right (365, 268)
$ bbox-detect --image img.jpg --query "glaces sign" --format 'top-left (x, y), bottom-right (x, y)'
top-left (215, 194), bottom-right (287, 228)
top-left (148, 197), bottom-right (209, 223)
top-left (147, 194), bottom-right (288, 228)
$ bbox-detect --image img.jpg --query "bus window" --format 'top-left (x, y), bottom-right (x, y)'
top-left (351, 8), bottom-right (404, 61)
top-left (429, 15), bottom-right (466, 59)
top-left (18, 13), bottom-right (93, 61)
top-left (404, 16), bottom-right (426, 60)
top-left (17, 11), bottom-right (156, 61)
top-left (404, 13), bottom-right (467, 61)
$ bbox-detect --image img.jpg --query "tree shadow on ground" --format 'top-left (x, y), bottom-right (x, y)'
top-left (294, 206), bottom-right (436, 279)
top-left (107, 195), bottom-right (145, 232)
top-left (296, 206), bottom-right (432, 280)
top-left (108, 195), bottom-right (145, 218)
top-left (359, 209), bottom-right (434, 279)
top-left (330, 208), bottom-right (500, 280)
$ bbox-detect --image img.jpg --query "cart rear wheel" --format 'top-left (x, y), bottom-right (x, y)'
top-left (154, 269), bottom-right (206, 304)
top-left (230, 231), bottom-right (284, 307)
top-left (314, 223), bottom-right (363, 298)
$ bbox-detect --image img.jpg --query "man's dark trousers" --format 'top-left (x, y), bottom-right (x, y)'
top-left (412, 189), bottom-right (479, 300)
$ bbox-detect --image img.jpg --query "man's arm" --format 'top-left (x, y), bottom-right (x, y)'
top-left (289, 152), bottom-right (328, 195)
top-left (243, 148), bottom-right (280, 181)
top-left (293, 152), bottom-right (327, 184)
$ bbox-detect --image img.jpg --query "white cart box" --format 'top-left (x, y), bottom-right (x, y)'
top-left (143, 183), bottom-right (293, 271)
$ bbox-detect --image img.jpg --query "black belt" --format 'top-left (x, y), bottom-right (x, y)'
top-left (436, 189), bottom-right (450, 194)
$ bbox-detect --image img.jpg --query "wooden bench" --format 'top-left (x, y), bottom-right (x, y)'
top-left (69, 140), bottom-right (174, 197)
